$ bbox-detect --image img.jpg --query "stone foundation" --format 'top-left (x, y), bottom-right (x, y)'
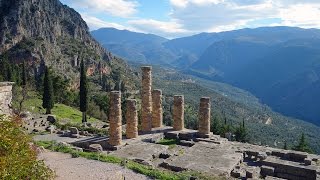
top-left (173, 95), bottom-right (184, 131)
top-left (126, 99), bottom-right (138, 139)
top-left (152, 89), bottom-right (162, 128)
top-left (0, 82), bottom-right (14, 115)
top-left (141, 66), bottom-right (152, 131)
top-left (108, 91), bottom-right (122, 146)
top-left (198, 97), bottom-right (211, 137)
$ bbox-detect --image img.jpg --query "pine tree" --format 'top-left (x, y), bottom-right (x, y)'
top-left (294, 133), bottom-right (313, 153)
top-left (42, 66), bottom-right (54, 114)
top-left (80, 59), bottom-right (88, 123)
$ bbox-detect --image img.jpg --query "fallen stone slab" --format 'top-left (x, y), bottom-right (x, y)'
top-left (261, 166), bottom-right (275, 177)
top-left (159, 162), bottom-right (187, 172)
top-left (261, 157), bottom-right (317, 179)
top-left (89, 144), bottom-right (103, 152)
top-left (178, 130), bottom-right (197, 140)
top-left (178, 140), bottom-right (195, 147)
top-left (69, 127), bottom-right (79, 135)
top-left (163, 142), bottom-right (243, 176)
top-left (164, 131), bottom-right (179, 139)
top-left (246, 167), bottom-right (260, 179)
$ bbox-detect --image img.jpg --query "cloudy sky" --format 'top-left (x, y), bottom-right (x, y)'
top-left (60, 0), bottom-right (320, 38)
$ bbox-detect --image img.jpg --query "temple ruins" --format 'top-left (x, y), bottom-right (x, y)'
top-left (42, 66), bottom-right (319, 180)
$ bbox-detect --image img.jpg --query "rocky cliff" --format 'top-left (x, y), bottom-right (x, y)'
top-left (0, 0), bottom-right (118, 83)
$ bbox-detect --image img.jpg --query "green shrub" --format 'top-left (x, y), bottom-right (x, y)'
top-left (0, 116), bottom-right (54, 179)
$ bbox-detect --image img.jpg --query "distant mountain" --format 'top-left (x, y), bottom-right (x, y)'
top-left (92, 26), bottom-right (320, 126)
top-left (91, 28), bottom-right (177, 64)
top-left (191, 37), bottom-right (320, 125)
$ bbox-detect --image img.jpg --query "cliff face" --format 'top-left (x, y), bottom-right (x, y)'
top-left (0, 0), bottom-right (113, 81)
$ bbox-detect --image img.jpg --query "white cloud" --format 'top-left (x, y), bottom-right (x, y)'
top-left (170, 0), bottom-right (277, 32)
top-left (167, 0), bottom-right (320, 35)
top-left (81, 14), bottom-right (127, 30)
top-left (63, 0), bottom-right (320, 38)
top-left (170, 0), bottom-right (188, 8)
top-left (279, 4), bottom-right (320, 28)
top-left (128, 19), bottom-right (190, 38)
top-left (66, 0), bottom-right (138, 18)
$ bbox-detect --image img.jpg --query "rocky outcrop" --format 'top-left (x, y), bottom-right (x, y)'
top-left (0, 82), bottom-right (14, 114)
top-left (0, 0), bottom-right (112, 80)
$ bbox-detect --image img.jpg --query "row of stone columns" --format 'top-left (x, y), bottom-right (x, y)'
top-left (108, 66), bottom-right (212, 146)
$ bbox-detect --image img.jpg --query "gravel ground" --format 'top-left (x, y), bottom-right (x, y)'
top-left (38, 151), bottom-right (150, 180)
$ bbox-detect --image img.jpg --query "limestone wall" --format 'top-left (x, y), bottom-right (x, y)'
top-left (0, 82), bottom-right (14, 115)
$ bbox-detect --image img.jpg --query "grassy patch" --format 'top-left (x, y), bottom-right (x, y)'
top-left (157, 138), bottom-right (179, 149)
top-left (35, 141), bottom-right (221, 180)
top-left (21, 96), bottom-right (98, 123)
top-left (52, 104), bottom-right (98, 123)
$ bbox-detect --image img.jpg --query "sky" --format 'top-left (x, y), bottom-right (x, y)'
top-left (60, 0), bottom-right (320, 39)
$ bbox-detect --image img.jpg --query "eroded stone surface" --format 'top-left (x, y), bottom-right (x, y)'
top-left (198, 97), bottom-right (211, 137)
top-left (109, 91), bottom-right (122, 146)
top-left (141, 66), bottom-right (152, 131)
top-left (126, 99), bottom-right (138, 139)
top-left (163, 142), bottom-right (243, 176)
top-left (173, 95), bottom-right (184, 131)
top-left (152, 89), bottom-right (162, 128)
top-left (0, 82), bottom-right (14, 115)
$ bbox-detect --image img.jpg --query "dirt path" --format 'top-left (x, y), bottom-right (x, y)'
top-left (38, 151), bottom-right (150, 180)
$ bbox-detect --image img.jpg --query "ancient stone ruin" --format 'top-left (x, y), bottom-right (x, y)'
top-left (60, 66), bottom-right (319, 180)
top-left (141, 66), bottom-right (152, 132)
top-left (108, 91), bottom-right (122, 146)
top-left (125, 99), bottom-right (138, 139)
top-left (198, 97), bottom-right (211, 138)
top-left (152, 89), bottom-right (163, 128)
top-left (173, 95), bottom-right (184, 131)
top-left (0, 82), bottom-right (14, 115)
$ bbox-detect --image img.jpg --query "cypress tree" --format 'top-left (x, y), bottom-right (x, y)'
top-left (212, 116), bottom-right (221, 135)
top-left (80, 59), bottom-right (88, 123)
top-left (294, 133), bottom-right (313, 153)
top-left (21, 61), bottom-right (27, 86)
top-left (42, 66), bottom-right (54, 114)
top-left (284, 141), bottom-right (288, 150)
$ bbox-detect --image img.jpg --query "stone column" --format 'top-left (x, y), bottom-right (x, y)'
top-left (198, 97), bottom-right (211, 137)
top-left (109, 91), bottom-right (122, 146)
top-left (141, 66), bottom-right (152, 131)
top-left (173, 95), bottom-right (184, 131)
top-left (126, 99), bottom-right (138, 139)
top-left (152, 89), bottom-right (163, 128)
